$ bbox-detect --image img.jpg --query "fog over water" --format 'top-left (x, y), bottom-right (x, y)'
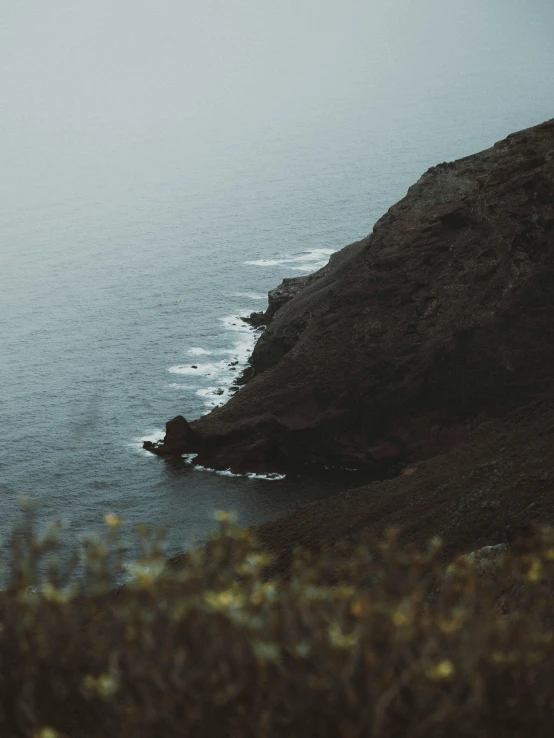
top-left (1, 0), bottom-right (553, 561)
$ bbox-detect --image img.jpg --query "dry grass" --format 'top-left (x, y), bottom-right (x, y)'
top-left (1, 508), bottom-right (554, 737)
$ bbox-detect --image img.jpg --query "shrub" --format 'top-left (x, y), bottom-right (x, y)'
top-left (0, 510), bottom-right (554, 737)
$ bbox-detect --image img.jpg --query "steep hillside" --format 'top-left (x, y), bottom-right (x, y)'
top-left (146, 119), bottom-right (554, 476)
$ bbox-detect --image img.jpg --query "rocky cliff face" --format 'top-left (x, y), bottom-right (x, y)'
top-left (147, 119), bottom-right (554, 474)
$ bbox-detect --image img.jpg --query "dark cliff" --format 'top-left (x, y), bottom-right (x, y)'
top-left (148, 119), bottom-right (554, 475)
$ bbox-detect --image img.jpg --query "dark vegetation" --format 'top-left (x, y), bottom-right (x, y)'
top-left (2, 509), bottom-right (554, 737)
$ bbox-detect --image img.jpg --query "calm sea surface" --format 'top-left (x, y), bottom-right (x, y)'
top-left (1, 84), bottom-right (552, 563)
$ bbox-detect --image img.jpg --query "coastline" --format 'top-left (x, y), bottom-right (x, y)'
top-left (157, 118), bottom-right (554, 571)
top-left (147, 121), bottom-right (554, 459)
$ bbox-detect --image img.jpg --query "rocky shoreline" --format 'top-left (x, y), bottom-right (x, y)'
top-left (150, 118), bottom-right (554, 568)
top-left (148, 119), bottom-right (553, 452)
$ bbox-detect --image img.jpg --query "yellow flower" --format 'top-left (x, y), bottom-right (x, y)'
top-left (527, 559), bottom-right (542, 582)
top-left (204, 589), bottom-right (245, 611)
top-left (328, 624), bottom-right (359, 649)
top-left (214, 510), bottom-right (237, 524)
top-left (391, 602), bottom-right (414, 628)
top-left (250, 582), bottom-right (277, 605)
top-left (490, 650), bottom-right (518, 664)
top-left (104, 513), bottom-right (121, 529)
top-left (392, 611), bottom-right (409, 627)
top-left (237, 553), bottom-right (273, 575)
top-left (124, 560), bottom-right (165, 587)
top-left (83, 673), bottom-right (119, 699)
top-left (34, 729), bottom-right (61, 738)
top-left (41, 584), bottom-right (69, 604)
top-left (428, 536), bottom-right (443, 551)
top-left (426, 660), bottom-right (454, 680)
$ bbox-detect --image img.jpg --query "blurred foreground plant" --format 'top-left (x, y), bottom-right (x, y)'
top-left (1, 510), bottom-right (554, 737)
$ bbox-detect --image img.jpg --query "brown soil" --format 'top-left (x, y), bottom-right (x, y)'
top-left (254, 390), bottom-right (554, 572)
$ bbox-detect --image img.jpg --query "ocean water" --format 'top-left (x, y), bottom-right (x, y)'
top-left (1, 84), bottom-right (552, 564)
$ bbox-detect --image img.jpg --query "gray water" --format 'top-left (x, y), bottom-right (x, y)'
top-left (1, 1), bottom-right (553, 562)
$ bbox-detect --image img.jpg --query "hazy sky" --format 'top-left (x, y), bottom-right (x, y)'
top-left (2, 0), bottom-right (553, 151)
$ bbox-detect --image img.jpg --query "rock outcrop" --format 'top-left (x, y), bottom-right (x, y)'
top-left (147, 119), bottom-right (554, 474)
top-left (242, 273), bottom-right (315, 330)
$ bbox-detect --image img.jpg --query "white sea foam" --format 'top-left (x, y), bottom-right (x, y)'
top-left (188, 347), bottom-right (212, 356)
top-left (130, 429), bottom-right (165, 457)
top-left (168, 363), bottom-right (221, 376)
top-left (157, 246), bottom-right (331, 432)
top-left (196, 386), bottom-right (229, 408)
top-left (167, 313), bottom-right (257, 409)
top-left (193, 465), bottom-right (285, 481)
top-left (245, 258), bottom-right (285, 267)
top-left (221, 314), bottom-right (253, 332)
top-left (245, 249), bottom-right (334, 268)
top-left (141, 430), bottom-right (165, 444)
top-left (246, 472), bottom-right (286, 481)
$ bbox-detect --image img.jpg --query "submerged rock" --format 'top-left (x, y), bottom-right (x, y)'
top-left (148, 119), bottom-right (554, 473)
